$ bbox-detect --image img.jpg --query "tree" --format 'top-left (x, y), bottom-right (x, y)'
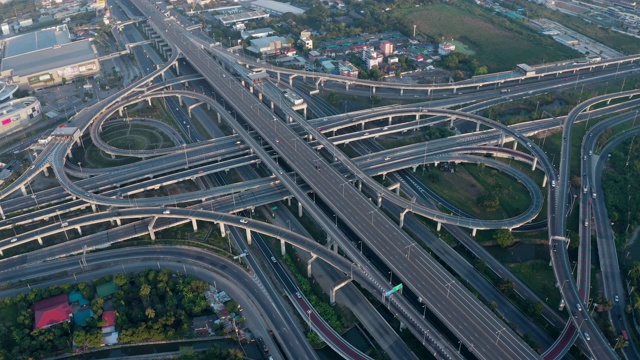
top-left (498, 279), bottom-right (515, 294)
top-left (494, 230), bottom-right (515, 248)
top-left (225, 300), bottom-right (238, 313)
top-left (145, 307), bottom-right (156, 319)
top-left (114, 273), bottom-right (128, 287)
top-left (477, 193), bottom-right (499, 212)
top-left (140, 284), bottom-right (151, 298)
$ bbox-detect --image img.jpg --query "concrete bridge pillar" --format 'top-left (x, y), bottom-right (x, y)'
top-left (249, 86), bottom-right (254, 94)
top-left (178, 96), bottom-right (183, 106)
top-left (362, 122), bottom-right (366, 131)
top-left (43, 166), bottom-right (49, 177)
top-left (0, 205), bottom-right (4, 219)
top-left (119, 107), bottom-right (123, 117)
top-left (382, 172), bottom-right (386, 180)
top-left (174, 61), bottom-right (179, 76)
top-left (345, 83), bottom-right (349, 91)
top-left (188, 108), bottom-right (192, 118)
top-left (499, 133), bottom-right (505, 147)
top-left (372, 86), bottom-right (376, 94)
top-left (37, 237), bottom-right (43, 245)
top-left (450, 117), bottom-right (455, 128)
top-left (207, 103), bottom-right (211, 110)
top-left (191, 218), bottom-right (198, 232)
top-left (148, 98), bottom-right (152, 106)
top-left (400, 88), bottom-right (404, 95)
top-left (289, 77), bottom-right (293, 87)
top-left (377, 194), bottom-right (383, 208)
top-left (472, 228), bottom-right (477, 237)
top-left (258, 92), bottom-right (262, 101)
top-left (399, 208), bottom-right (409, 228)
top-left (476, 122), bottom-right (480, 132)
top-left (330, 278), bottom-right (353, 305)
top-left (115, 218), bottom-right (122, 226)
top-left (270, 101), bottom-right (274, 110)
top-left (298, 202), bottom-right (303, 217)
top-left (416, 114), bottom-right (419, 120)
top-left (412, 165), bottom-right (418, 172)
top-left (453, 87), bottom-right (457, 94)
top-left (303, 106), bottom-right (307, 118)
top-left (542, 174), bottom-right (548, 188)
top-left (91, 204), bottom-right (97, 213)
top-left (307, 254), bottom-right (317, 278)
top-left (437, 222), bottom-right (442, 231)
top-left (281, 238), bottom-right (286, 256)
top-left (161, 71), bottom-right (166, 82)
top-left (76, 226), bottom-right (82, 236)
top-left (389, 116), bottom-right (393, 126)
top-left (513, 141), bottom-right (518, 150)
top-left (427, 88), bottom-right (431, 95)
top-left (531, 157), bottom-right (538, 171)
top-left (246, 228), bottom-right (252, 245)
top-left (219, 222), bottom-right (226, 237)
top-left (277, 72), bottom-right (280, 83)
top-left (288, 197), bottom-right (292, 206)
top-left (20, 185), bottom-right (27, 196)
top-left (358, 179), bottom-right (362, 191)
top-left (217, 112), bottom-right (221, 123)
top-left (110, 153), bottom-right (116, 159)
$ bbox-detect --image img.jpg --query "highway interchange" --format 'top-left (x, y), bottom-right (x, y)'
top-left (1, 0), bottom-right (640, 358)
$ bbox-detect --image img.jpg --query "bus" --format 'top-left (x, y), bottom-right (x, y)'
top-left (622, 330), bottom-right (629, 345)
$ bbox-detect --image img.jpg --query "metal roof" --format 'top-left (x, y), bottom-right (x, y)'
top-left (251, 0), bottom-right (305, 15)
top-left (3, 25), bottom-right (71, 58)
top-left (1, 40), bottom-right (96, 77)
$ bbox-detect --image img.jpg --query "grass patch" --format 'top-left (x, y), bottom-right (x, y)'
top-left (0, 303), bottom-right (18, 326)
top-left (508, 260), bottom-right (562, 310)
top-left (394, 0), bottom-right (580, 71)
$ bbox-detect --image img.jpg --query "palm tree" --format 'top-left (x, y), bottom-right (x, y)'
top-left (145, 307), bottom-right (156, 319)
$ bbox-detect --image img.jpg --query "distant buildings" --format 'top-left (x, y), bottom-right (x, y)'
top-left (362, 48), bottom-right (383, 70)
top-left (379, 40), bottom-right (393, 56)
top-left (250, 0), bottom-right (305, 16)
top-left (0, 97), bottom-right (42, 136)
top-left (241, 27), bottom-right (275, 40)
top-left (215, 11), bottom-right (270, 26)
top-left (438, 42), bottom-right (456, 55)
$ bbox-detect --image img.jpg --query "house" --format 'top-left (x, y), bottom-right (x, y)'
top-left (438, 42), bottom-right (456, 55)
top-left (240, 27), bottom-right (275, 40)
top-left (281, 47), bottom-right (297, 56)
top-left (247, 36), bottom-right (290, 55)
top-left (33, 294), bottom-right (72, 329)
top-left (96, 281), bottom-right (118, 298)
top-left (307, 50), bottom-right (321, 63)
top-left (338, 61), bottom-right (358, 78)
top-left (18, 18), bottom-right (33, 28)
top-left (192, 316), bottom-right (213, 337)
top-left (321, 60), bottom-right (335, 73)
top-left (102, 310), bottom-right (116, 329)
top-left (73, 309), bottom-right (94, 326)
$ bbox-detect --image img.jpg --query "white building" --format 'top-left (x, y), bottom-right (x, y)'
top-left (362, 48), bottom-right (383, 70)
top-left (1, 23), bottom-right (10, 36)
top-left (19, 18), bottom-right (33, 28)
top-left (247, 36), bottom-right (290, 55)
top-left (300, 29), bottom-right (313, 49)
top-left (438, 42), bottom-right (456, 55)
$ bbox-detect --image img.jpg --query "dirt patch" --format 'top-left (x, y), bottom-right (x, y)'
top-left (440, 166), bottom-right (485, 199)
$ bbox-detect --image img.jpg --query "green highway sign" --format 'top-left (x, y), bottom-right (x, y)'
top-left (385, 283), bottom-right (403, 297)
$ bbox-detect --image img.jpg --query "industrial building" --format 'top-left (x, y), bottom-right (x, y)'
top-left (247, 36), bottom-right (290, 55)
top-left (215, 10), bottom-right (270, 26)
top-left (0, 96), bottom-right (42, 136)
top-left (0, 25), bottom-right (100, 89)
top-left (250, 0), bottom-right (305, 16)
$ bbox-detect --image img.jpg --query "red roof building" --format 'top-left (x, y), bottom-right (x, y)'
top-left (33, 294), bottom-right (72, 329)
top-left (102, 310), bottom-right (116, 328)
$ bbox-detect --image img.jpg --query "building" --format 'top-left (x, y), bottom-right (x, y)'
top-left (300, 29), bottom-right (313, 49)
top-left (321, 60), bottom-right (335, 73)
top-left (438, 42), bottom-right (456, 55)
top-left (250, 0), bottom-right (305, 16)
top-left (379, 40), bottom-right (393, 56)
top-left (215, 10), bottom-right (270, 26)
top-left (362, 48), bottom-right (383, 70)
top-left (247, 36), bottom-right (289, 55)
top-left (241, 27), bottom-right (275, 40)
top-left (338, 61), bottom-right (358, 78)
top-left (96, 280), bottom-right (118, 298)
top-left (0, 78), bottom-right (19, 102)
top-left (33, 294), bottom-right (72, 329)
top-left (554, 34), bottom-right (579, 46)
top-left (18, 18), bottom-right (33, 28)
top-left (0, 97), bottom-right (41, 136)
top-left (1, 23), bottom-right (10, 36)
top-left (0, 25), bottom-right (100, 89)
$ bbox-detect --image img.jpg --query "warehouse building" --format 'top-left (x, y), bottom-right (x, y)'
top-left (250, 0), bottom-right (305, 16)
top-left (0, 25), bottom-right (100, 89)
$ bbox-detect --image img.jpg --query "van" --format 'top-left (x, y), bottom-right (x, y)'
top-left (61, 222), bottom-right (69, 227)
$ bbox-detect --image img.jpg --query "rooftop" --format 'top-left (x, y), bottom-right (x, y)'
top-left (33, 294), bottom-right (72, 329)
top-left (3, 25), bottom-right (71, 58)
top-left (251, 0), bottom-right (305, 15)
top-left (250, 36), bottom-right (288, 49)
top-left (1, 39), bottom-right (96, 77)
top-left (102, 310), bottom-right (116, 327)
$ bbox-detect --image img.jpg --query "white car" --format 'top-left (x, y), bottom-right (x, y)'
top-left (162, 210), bottom-right (171, 214)
top-left (583, 332), bottom-right (590, 341)
top-left (239, 218), bottom-right (249, 224)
